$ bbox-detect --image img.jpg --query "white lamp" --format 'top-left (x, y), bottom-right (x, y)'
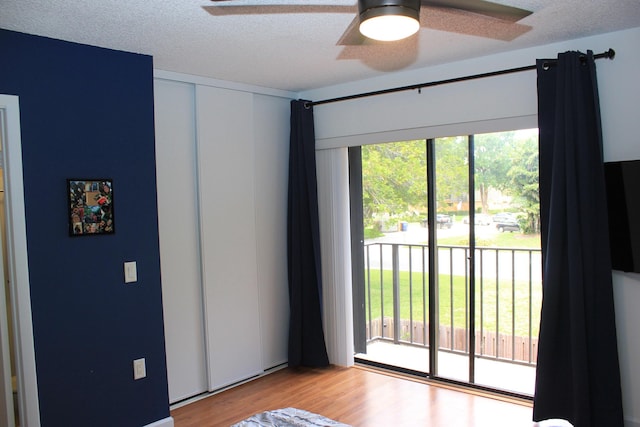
top-left (358, 0), bottom-right (421, 42)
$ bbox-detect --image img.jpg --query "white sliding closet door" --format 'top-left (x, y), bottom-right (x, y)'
top-left (196, 86), bottom-right (262, 389)
top-left (253, 94), bottom-right (290, 369)
top-left (154, 79), bottom-right (208, 403)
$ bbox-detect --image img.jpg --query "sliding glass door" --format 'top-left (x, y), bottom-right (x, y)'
top-left (431, 135), bottom-right (471, 383)
top-left (469, 130), bottom-right (541, 395)
top-left (352, 129), bottom-right (541, 396)
top-left (352, 140), bottom-right (430, 374)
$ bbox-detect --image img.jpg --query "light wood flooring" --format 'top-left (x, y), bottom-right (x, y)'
top-left (171, 365), bottom-right (534, 427)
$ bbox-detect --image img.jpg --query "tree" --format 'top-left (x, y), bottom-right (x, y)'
top-left (506, 135), bottom-right (540, 233)
top-left (434, 136), bottom-right (468, 213)
top-left (473, 132), bottom-right (517, 214)
top-left (361, 141), bottom-right (426, 225)
top-left (360, 130), bottom-right (540, 234)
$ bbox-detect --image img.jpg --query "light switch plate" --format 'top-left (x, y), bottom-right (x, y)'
top-left (133, 358), bottom-right (146, 380)
top-left (124, 261), bottom-right (137, 283)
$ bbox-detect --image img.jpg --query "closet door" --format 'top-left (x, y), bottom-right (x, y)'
top-left (196, 85), bottom-right (263, 389)
top-left (253, 94), bottom-right (290, 369)
top-left (154, 79), bottom-right (208, 403)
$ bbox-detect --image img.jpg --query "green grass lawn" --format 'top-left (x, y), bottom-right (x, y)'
top-left (365, 269), bottom-right (541, 338)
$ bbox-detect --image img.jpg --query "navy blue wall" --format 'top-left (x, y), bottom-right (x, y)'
top-left (0, 29), bottom-right (169, 426)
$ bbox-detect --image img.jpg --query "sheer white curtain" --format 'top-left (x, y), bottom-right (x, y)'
top-left (315, 147), bottom-right (354, 367)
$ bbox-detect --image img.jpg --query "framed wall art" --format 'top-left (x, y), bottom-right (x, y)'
top-left (68, 179), bottom-right (115, 236)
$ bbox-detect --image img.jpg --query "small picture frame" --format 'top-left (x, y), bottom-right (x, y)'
top-left (67, 179), bottom-right (115, 236)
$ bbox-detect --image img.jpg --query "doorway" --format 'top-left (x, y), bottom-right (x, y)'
top-left (352, 129), bottom-right (541, 397)
top-left (0, 95), bottom-right (40, 427)
top-left (0, 162), bottom-right (18, 425)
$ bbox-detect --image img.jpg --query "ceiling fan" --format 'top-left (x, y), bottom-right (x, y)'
top-left (204, 0), bottom-right (533, 45)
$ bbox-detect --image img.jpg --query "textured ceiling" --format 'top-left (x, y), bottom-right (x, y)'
top-left (2, 0), bottom-right (640, 92)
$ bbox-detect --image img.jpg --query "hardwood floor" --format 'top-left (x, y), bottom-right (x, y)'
top-left (171, 365), bottom-right (534, 427)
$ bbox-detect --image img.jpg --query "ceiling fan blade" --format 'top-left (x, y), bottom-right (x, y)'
top-left (422, 5), bottom-right (532, 41)
top-left (337, 16), bottom-right (377, 46)
top-left (206, 0), bottom-right (532, 45)
top-left (203, 4), bottom-right (356, 16)
top-left (422, 0), bottom-right (532, 22)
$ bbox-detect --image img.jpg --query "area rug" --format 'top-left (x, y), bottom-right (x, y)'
top-left (231, 407), bottom-right (351, 427)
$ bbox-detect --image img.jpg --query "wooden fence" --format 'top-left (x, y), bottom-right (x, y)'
top-left (366, 317), bottom-right (538, 364)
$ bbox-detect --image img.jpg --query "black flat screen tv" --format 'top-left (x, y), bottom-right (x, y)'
top-left (604, 160), bottom-right (640, 273)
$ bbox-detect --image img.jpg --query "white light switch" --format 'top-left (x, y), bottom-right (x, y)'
top-left (124, 261), bottom-right (137, 283)
top-left (133, 358), bottom-right (146, 380)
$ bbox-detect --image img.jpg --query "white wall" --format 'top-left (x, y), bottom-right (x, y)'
top-left (154, 72), bottom-right (293, 402)
top-left (301, 27), bottom-right (640, 427)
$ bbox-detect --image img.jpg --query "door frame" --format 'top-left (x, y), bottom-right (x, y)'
top-left (0, 94), bottom-right (40, 426)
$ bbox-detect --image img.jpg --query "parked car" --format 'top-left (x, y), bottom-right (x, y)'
top-left (462, 213), bottom-right (491, 226)
top-left (420, 214), bottom-right (453, 229)
top-left (436, 214), bottom-right (453, 229)
top-left (496, 220), bottom-right (521, 232)
top-left (492, 212), bottom-right (517, 223)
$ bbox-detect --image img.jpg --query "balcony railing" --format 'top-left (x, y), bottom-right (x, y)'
top-left (364, 242), bottom-right (542, 366)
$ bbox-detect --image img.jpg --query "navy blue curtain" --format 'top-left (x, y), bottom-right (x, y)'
top-left (533, 51), bottom-right (624, 426)
top-left (287, 100), bottom-right (330, 368)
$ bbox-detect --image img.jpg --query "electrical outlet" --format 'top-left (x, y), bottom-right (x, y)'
top-left (124, 261), bottom-right (137, 283)
top-left (133, 358), bottom-right (146, 380)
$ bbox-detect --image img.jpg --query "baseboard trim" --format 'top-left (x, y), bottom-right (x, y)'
top-left (169, 363), bottom-right (289, 410)
top-left (144, 416), bottom-right (174, 427)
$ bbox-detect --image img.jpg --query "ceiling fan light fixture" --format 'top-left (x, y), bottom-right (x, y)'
top-left (358, 0), bottom-right (421, 42)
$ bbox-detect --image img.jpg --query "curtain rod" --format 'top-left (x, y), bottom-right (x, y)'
top-left (305, 48), bottom-right (615, 108)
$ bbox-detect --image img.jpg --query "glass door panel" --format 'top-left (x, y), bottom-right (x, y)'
top-left (356, 140), bottom-right (430, 374)
top-left (433, 136), bottom-right (470, 382)
top-left (471, 129), bottom-right (541, 395)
